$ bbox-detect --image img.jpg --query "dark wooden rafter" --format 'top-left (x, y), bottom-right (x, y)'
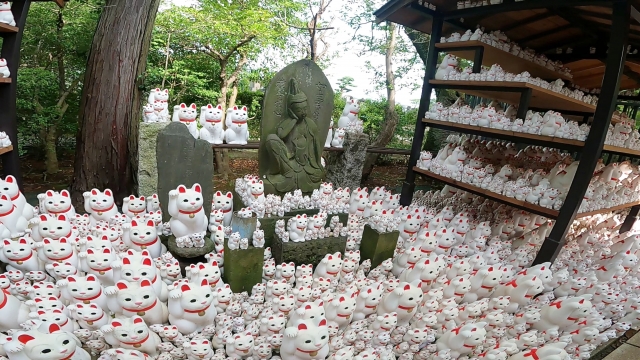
top-left (518, 24), bottom-right (574, 45)
top-left (501, 12), bottom-right (554, 32)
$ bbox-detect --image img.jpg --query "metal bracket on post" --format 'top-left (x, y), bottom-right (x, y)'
top-left (533, 0), bottom-right (630, 265)
top-left (620, 205), bottom-right (640, 234)
top-left (400, 15), bottom-right (444, 206)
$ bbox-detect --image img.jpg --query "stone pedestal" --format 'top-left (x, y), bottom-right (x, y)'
top-left (223, 240), bottom-right (264, 293)
top-left (325, 132), bottom-right (370, 190)
top-left (166, 235), bottom-right (215, 259)
top-left (360, 225), bottom-right (399, 269)
top-left (231, 213), bottom-right (257, 240)
top-left (157, 122), bottom-right (214, 222)
top-left (272, 236), bottom-right (346, 268)
top-left (231, 190), bottom-right (246, 211)
top-left (138, 122), bottom-right (169, 197)
top-left (260, 211), bottom-right (348, 249)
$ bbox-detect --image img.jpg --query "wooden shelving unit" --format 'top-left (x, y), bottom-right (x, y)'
top-left (576, 201), bottom-right (640, 218)
top-left (0, 78), bottom-right (11, 84)
top-left (0, 145), bottom-right (14, 156)
top-left (0, 23), bottom-right (18, 33)
top-left (429, 80), bottom-right (597, 113)
top-left (435, 41), bottom-right (573, 82)
top-left (413, 166), bottom-right (559, 218)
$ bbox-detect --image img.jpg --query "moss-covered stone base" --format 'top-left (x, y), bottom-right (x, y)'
top-left (231, 213), bottom-right (257, 240)
top-left (223, 240), bottom-right (264, 294)
top-left (272, 236), bottom-right (346, 267)
top-left (231, 189), bottom-right (246, 211)
top-left (261, 211), bottom-right (348, 248)
top-left (360, 225), bottom-right (399, 269)
top-left (166, 235), bottom-right (215, 258)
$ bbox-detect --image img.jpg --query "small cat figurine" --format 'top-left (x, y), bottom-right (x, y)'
top-left (122, 219), bottom-right (166, 259)
top-left (0, 130), bottom-right (11, 147)
top-left (142, 103), bottom-right (159, 123)
top-left (224, 106), bottom-right (249, 145)
top-left (77, 247), bottom-right (116, 286)
top-left (105, 279), bottom-right (169, 325)
top-left (28, 308), bottom-right (76, 333)
top-left (168, 184), bottom-right (208, 239)
top-left (68, 302), bottom-right (109, 331)
top-left (83, 189), bottom-right (119, 226)
top-left (146, 194), bottom-right (161, 212)
top-left (212, 191), bottom-right (233, 226)
top-left (172, 103), bottom-right (199, 138)
top-left (113, 250), bottom-right (168, 302)
top-left (0, 238), bottom-right (43, 272)
top-left (239, 238), bottom-right (249, 250)
top-left (101, 316), bottom-right (162, 357)
top-left (168, 279), bottom-right (217, 335)
top-left (3, 323), bottom-right (91, 360)
top-left (122, 195), bottom-right (147, 219)
top-left (57, 274), bottom-right (109, 312)
top-left (37, 190), bottom-right (76, 217)
top-left (35, 237), bottom-right (78, 268)
top-left (0, 58), bottom-right (10, 78)
top-left (199, 104), bottom-right (224, 144)
top-left (331, 128), bottom-right (346, 148)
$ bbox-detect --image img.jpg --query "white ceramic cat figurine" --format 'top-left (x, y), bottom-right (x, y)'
top-left (338, 98), bottom-right (360, 129)
top-left (0, 130), bottom-right (11, 147)
top-left (3, 323), bottom-right (91, 360)
top-left (35, 237), bottom-right (78, 268)
top-left (213, 191), bottom-right (233, 226)
top-left (0, 174), bottom-right (35, 221)
top-left (105, 279), bottom-right (169, 325)
top-left (331, 128), bottom-right (346, 148)
top-left (168, 184), bottom-right (208, 239)
top-left (57, 274), bottom-right (109, 311)
top-left (67, 302), bottom-right (109, 331)
top-left (83, 189), bottom-right (118, 226)
top-left (113, 250), bottom-right (168, 302)
top-left (173, 103), bottom-right (199, 138)
top-left (0, 238), bottom-right (43, 273)
top-left (142, 103), bottom-right (158, 123)
top-left (148, 88), bottom-right (170, 120)
top-left (78, 247), bottom-right (116, 286)
top-left (0, 283), bottom-right (31, 331)
top-left (37, 190), bottom-right (76, 217)
top-left (0, 3), bottom-right (15, 27)
top-left (31, 214), bottom-right (73, 243)
top-left (324, 121), bottom-right (333, 148)
top-left (281, 320), bottom-right (330, 360)
top-left (199, 104), bottom-right (225, 144)
top-left (101, 316), bottom-right (162, 357)
top-left (0, 58), bottom-right (9, 78)
top-left (224, 106), bottom-right (249, 145)
top-left (167, 279), bottom-right (218, 335)
top-left (122, 219), bottom-right (166, 258)
top-left (122, 195), bottom-right (146, 219)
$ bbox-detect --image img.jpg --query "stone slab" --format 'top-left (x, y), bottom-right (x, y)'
top-left (231, 189), bottom-right (246, 211)
top-left (157, 122), bottom-right (214, 222)
top-left (272, 236), bottom-right (346, 268)
top-left (231, 213), bottom-right (257, 240)
top-left (601, 343), bottom-right (640, 360)
top-left (325, 132), bottom-right (370, 191)
top-left (223, 240), bottom-right (264, 294)
top-left (359, 225), bottom-right (399, 269)
top-left (166, 235), bottom-right (215, 259)
top-left (261, 211), bottom-right (348, 249)
top-left (138, 122), bottom-right (169, 197)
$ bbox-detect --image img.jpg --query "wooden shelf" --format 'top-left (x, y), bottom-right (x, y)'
top-left (423, 118), bottom-right (584, 151)
top-left (602, 145), bottom-right (640, 157)
top-left (413, 166), bottom-right (559, 218)
top-left (0, 23), bottom-right (18, 33)
top-left (0, 145), bottom-right (13, 155)
top-left (429, 80), bottom-right (597, 114)
top-left (576, 201), bottom-right (640, 218)
top-left (436, 41), bottom-right (573, 82)
top-left (0, 78), bottom-right (11, 84)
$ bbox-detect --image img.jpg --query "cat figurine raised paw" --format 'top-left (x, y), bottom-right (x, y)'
top-left (168, 184), bottom-right (208, 239)
top-left (167, 279), bottom-right (217, 335)
top-left (101, 316), bottom-right (162, 357)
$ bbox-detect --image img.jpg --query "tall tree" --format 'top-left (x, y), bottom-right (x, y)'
top-left (337, 76), bottom-right (355, 94)
top-left (71, 0), bottom-right (161, 207)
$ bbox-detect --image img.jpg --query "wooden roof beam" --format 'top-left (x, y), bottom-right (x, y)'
top-left (501, 12), bottom-right (554, 32)
top-left (518, 24), bottom-right (574, 45)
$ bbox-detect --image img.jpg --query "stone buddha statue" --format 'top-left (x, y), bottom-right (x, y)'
top-left (262, 78), bottom-right (325, 194)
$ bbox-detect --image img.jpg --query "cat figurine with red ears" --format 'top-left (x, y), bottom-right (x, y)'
top-left (0, 3), bottom-right (16, 27)
top-left (168, 279), bottom-right (217, 335)
top-left (112, 250), bottom-right (168, 302)
top-left (281, 319), bottom-right (330, 360)
top-left (83, 189), bottom-right (119, 226)
top-left (146, 194), bottom-right (161, 212)
top-left (67, 302), bottom-right (109, 331)
top-left (168, 184), bottom-right (208, 238)
top-left (105, 279), bottom-right (169, 325)
top-left (77, 247), bottom-right (116, 286)
top-left (31, 214), bottom-right (74, 243)
top-left (100, 316), bottom-right (162, 357)
top-left (57, 274), bottom-right (109, 311)
top-left (213, 191), bottom-right (233, 226)
top-left (173, 103), bottom-right (199, 138)
top-left (199, 104), bottom-right (225, 144)
top-left (122, 219), bottom-right (166, 258)
top-left (35, 237), bottom-right (78, 268)
top-left (37, 190), bottom-right (76, 217)
top-left (0, 175), bottom-right (35, 220)
top-left (0, 193), bottom-right (28, 238)
top-left (224, 106), bottom-right (249, 145)
top-left (0, 238), bottom-right (43, 272)
top-left (122, 195), bottom-right (146, 219)
top-left (3, 323), bottom-right (91, 360)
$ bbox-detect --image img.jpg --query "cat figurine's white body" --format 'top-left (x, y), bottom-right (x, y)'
top-left (0, 131), bottom-right (11, 147)
top-left (168, 279), bottom-right (218, 335)
top-left (105, 279), bottom-right (169, 325)
top-left (37, 190), bottom-right (76, 217)
top-left (0, 238), bottom-right (43, 272)
top-left (113, 250), bottom-right (168, 302)
top-left (100, 316), bottom-right (162, 358)
top-left (0, 284), bottom-right (31, 331)
top-left (281, 320), bottom-right (330, 360)
top-left (213, 191), bottom-right (233, 226)
top-left (142, 103), bottom-right (158, 123)
top-left (0, 58), bottom-right (10, 78)
top-left (0, 194), bottom-right (28, 238)
top-left (331, 128), bottom-right (346, 148)
top-left (168, 184), bottom-right (208, 238)
top-left (31, 214), bottom-right (74, 243)
top-left (0, 3), bottom-right (15, 27)
top-left (68, 302), bottom-right (109, 331)
top-left (122, 195), bottom-right (146, 219)
top-left (78, 247), bottom-right (116, 286)
top-left (199, 104), bottom-right (225, 144)
top-left (224, 106), bottom-right (249, 145)
top-left (3, 323), bottom-right (91, 360)
top-left (337, 98), bottom-right (360, 129)
top-left (83, 189), bottom-right (119, 226)
top-left (148, 88), bottom-right (170, 121)
top-left (1, 175), bottom-right (35, 221)
top-left (122, 219), bottom-right (166, 258)
top-left (35, 237), bottom-right (78, 268)
top-left (57, 274), bottom-right (109, 312)
top-left (173, 103), bottom-right (199, 138)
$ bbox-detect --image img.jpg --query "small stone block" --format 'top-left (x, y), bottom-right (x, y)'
top-left (166, 235), bottom-right (215, 259)
top-left (231, 213), bottom-right (257, 240)
top-left (260, 210), bottom-right (347, 248)
top-left (360, 225), bottom-right (399, 269)
top-left (231, 190), bottom-right (245, 211)
top-left (223, 240), bottom-right (264, 294)
top-left (272, 236), bottom-right (346, 268)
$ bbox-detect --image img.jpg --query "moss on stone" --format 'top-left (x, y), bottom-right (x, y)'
top-left (260, 210), bottom-right (347, 248)
top-left (360, 225), bottom-right (398, 269)
top-left (272, 236), bottom-right (346, 268)
top-left (166, 235), bottom-right (215, 259)
top-left (223, 240), bottom-right (264, 294)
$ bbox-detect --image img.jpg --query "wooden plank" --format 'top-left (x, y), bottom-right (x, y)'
top-left (413, 166), bottom-right (559, 218)
top-left (602, 144), bottom-right (640, 157)
top-left (0, 145), bottom-right (13, 156)
top-left (435, 41), bottom-right (573, 81)
top-left (429, 80), bottom-right (597, 113)
top-left (575, 201), bottom-right (640, 218)
top-left (0, 23), bottom-right (18, 33)
top-left (0, 78), bottom-right (10, 84)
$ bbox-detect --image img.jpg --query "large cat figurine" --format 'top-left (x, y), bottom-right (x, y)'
top-left (173, 103), bottom-right (199, 138)
top-left (2, 323), bottom-right (90, 360)
top-left (37, 190), bottom-right (76, 217)
top-left (113, 250), bottom-right (168, 302)
top-left (35, 237), bottom-right (78, 268)
top-left (199, 104), bottom-right (225, 144)
top-left (77, 247), bottom-right (116, 286)
top-left (224, 106), bottom-right (249, 145)
top-left (0, 238), bottom-right (43, 272)
top-left (0, 175), bottom-right (35, 221)
top-left (122, 195), bottom-right (146, 219)
top-left (168, 184), bottom-right (208, 239)
top-left (213, 191), bottom-right (233, 226)
top-left (281, 319), bottom-right (330, 360)
top-left (0, 286), bottom-right (31, 331)
top-left (83, 189), bottom-right (119, 226)
top-left (122, 219), bottom-right (166, 258)
top-left (100, 316), bottom-right (162, 358)
top-left (168, 279), bottom-right (217, 335)
top-left (0, 193), bottom-right (28, 238)
top-left (105, 279), bottom-right (169, 325)
top-left (31, 214), bottom-right (74, 243)
top-left (57, 274), bottom-right (109, 312)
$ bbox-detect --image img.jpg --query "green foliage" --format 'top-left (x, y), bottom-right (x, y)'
top-left (337, 76), bottom-right (355, 93)
top-left (235, 90), bottom-right (264, 140)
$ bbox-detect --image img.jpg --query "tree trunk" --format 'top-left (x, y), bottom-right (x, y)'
top-left (45, 124), bottom-right (59, 174)
top-left (362, 22), bottom-right (399, 182)
top-left (71, 0), bottom-right (161, 208)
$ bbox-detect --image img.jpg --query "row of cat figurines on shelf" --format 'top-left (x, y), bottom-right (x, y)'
top-left (142, 88), bottom-right (364, 147)
top-left (0, 182), bottom-right (638, 359)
